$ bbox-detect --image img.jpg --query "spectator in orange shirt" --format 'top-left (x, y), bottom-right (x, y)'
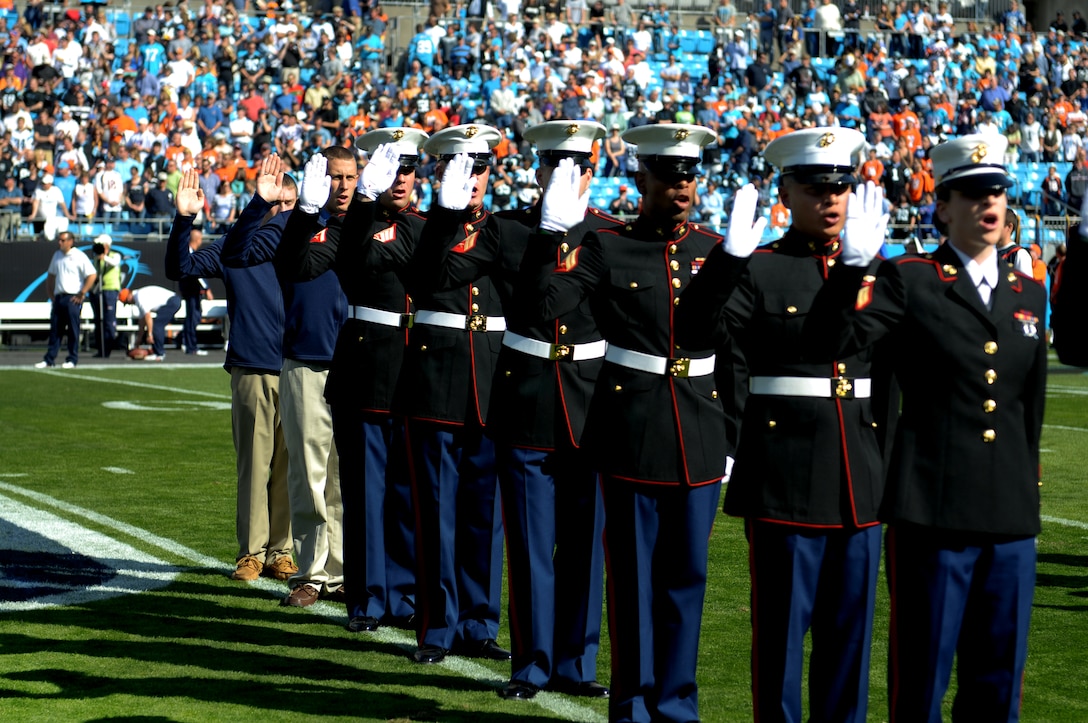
top-left (860, 147), bottom-right (884, 184)
top-left (770, 198), bottom-right (790, 229)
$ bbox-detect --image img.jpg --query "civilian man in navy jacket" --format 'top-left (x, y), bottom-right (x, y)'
top-left (165, 159), bottom-right (295, 583)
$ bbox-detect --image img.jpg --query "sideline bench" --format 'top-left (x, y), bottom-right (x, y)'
top-left (0, 300), bottom-right (228, 348)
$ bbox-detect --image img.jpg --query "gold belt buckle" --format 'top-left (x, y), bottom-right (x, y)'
top-left (834, 376), bottom-right (854, 398)
top-left (668, 357), bottom-right (691, 378)
top-left (466, 314), bottom-right (487, 332)
top-left (401, 313), bottom-right (414, 329)
top-left (550, 343), bottom-right (573, 361)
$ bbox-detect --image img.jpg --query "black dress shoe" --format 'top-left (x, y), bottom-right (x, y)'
top-left (548, 679), bottom-right (610, 698)
top-left (412, 645), bottom-right (449, 664)
top-left (345, 615), bottom-right (380, 632)
top-left (497, 680), bottom-right (540, 700)
top-left (455, 638), bottom-right (512, 661)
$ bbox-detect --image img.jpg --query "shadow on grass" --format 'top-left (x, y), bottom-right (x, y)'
top-left (0, 571), bottom-right (564, 721)
top-left (1037, 553), bottom-right (1088, 568)
top-left (2, 669), bottom-right (560, 722)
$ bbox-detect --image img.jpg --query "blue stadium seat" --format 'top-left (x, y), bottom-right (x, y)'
top-left (113, 10), bottom-right (131, 37)
top-left (677, 30), bottom-right (697, 54)
top-left (695, 31), bottom-right (715, 55)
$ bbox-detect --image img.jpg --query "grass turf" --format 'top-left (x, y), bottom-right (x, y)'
top-left (0, 358), bottom-right (1085, 721)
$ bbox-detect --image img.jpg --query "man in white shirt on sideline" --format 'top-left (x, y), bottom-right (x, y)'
top-left (35, 230), bottom-right (97, 369)
top-left (119, 285), bottom-right (181, 362)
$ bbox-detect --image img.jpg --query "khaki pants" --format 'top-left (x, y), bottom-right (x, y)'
top-left (279, 358), bottom-right (344, 592)
top-left (231, 367), bottom-right (291, 562)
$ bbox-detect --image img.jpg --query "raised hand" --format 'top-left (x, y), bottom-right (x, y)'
top-left (359, 143), bottom-right (401, 200)
top-left (540, 158), bottom-right (586, 233)
top-left (723, 183), bottom-right (768, 257)
top-left (437, 153), bottom-right (475, 211)
top-left (297, 153), bottom-right (332, 214)
top-left (842, 181), bottom-right (889, 267)
top-left (175, 169), bottom-right (204, 217)
top-left (255, 153), bottom-right (285, 203)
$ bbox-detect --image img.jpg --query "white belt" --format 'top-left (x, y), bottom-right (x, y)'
top-left (414, 309), bottom-right (507, 333)
top-left (749, 376), bottom-right (872, 399)
top-left (604, 345), bottom-right (715, 378)
top-left (502, 331), bottom-right (607, 362)
top-left (348, 305), bottom-right (414, 328)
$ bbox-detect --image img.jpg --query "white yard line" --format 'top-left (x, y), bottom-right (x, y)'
top-left (0, 480), bottom-right (604, 722)
top-left (1042, 515), bottom-right (1088, 531)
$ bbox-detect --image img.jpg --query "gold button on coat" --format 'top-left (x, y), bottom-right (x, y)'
top-left (670, 260), bottom-right (680, 270)
top-left (561, 242), bottom-right (569, 253)
top-left (787, 305), bottom-right (798, 314)
top-left (768, 420), bottom-right (777, 428)
top-left (629, 281), bottom-right (639, 289)
top-left (614, 385), bottom-right (623, 392)
top-left (984, 341), bottom-right (998, 354)
top-left (985, 369), bottom-right (997, 384)
top-left (983, 399), bottom-right (997, 413)
top-left (669, 244), bottom-right (678, 254)
top-left (672, 278), bottom-right (682, 288)
top-left (559, 325), bottom-right (568, 335)
top-left (982, 429), bottom-right (996, 443)
top-left (471, 286), bottom-right (480, 296)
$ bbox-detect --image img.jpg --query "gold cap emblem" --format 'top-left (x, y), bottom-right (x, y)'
top-left (464, 125), bottom-right (478, 138)
top-left (674, 128), bottom-right (690, 141)
top-left (566, 123), bottom-right (580, 136)
top-left (971, 143), bottom-right (988, 163)
top-left (818, 132), bottom-right (836, 147)
top-left (391, 129), bottom-right (404, 141)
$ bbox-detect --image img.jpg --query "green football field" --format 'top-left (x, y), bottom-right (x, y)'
top-left (0, 357), bottom-right (1085, 722)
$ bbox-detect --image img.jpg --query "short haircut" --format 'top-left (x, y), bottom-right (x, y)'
top-left (321, 145), bottom-right (355, 164)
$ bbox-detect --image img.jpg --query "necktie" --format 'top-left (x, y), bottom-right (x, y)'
top-left (978, 278), bottom-right (993, 311)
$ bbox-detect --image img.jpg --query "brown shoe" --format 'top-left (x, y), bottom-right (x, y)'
top-left (230, 555), bottom-right (263, 581)
top-left (263, 556), bottom-right (298, 581)
top-left (322, 586), bottom-right (346, 603)
top-left (281, 584), bottom-right (320, 607)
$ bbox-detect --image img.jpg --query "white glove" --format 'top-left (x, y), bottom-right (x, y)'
top-left (1080, 189), bottom-right (1088, 239)
top-left (723, 184), bottom-right (767, 257)
top-left (298, 153), bottom-right (331, 214)
top-left (437, 153), bottom-right (475, 210)
top-left (540, 158), bottom-right (587, 232)
top-left (359, 143), bottom-right (400, 200)
top-left (842, 181), bottom-right (889, 267)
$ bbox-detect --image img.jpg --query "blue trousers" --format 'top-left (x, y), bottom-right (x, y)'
top-left (405, 419), bottom-right (503, 651)
top-left (88, 289), bottom-right (118, 356)
top-left (747, 521), bottom-right (882, 723)
top-left (332, 409), bottom-right (416, 621)
top-left (887, 525), bottom-right (1035, 723)
top-left (181, 294), bottom-right (201, 353)
top-left (604, 478), bottom-right (720, 723)
top-left (45, 294), bottom-right (84, 365)
top-left (149, 295), bottom-right (181, 356)
top-left (499, 444), bottom-right (605, 688)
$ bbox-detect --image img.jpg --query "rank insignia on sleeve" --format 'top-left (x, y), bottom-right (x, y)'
top-left (558, 247), bottom-right (581, 272)
top-left (691, 257), bottom-right (705, 275)
top-left (373, 226), bottom-right (397, 244)
top-left (451, 231), bottom-right (478, 254)
top-left (856, 278), bottom-right (875, 310)
top-left (1014, 310), bottom-right (1039, 339)
top-left (310, 228), bottom-right (329, 244)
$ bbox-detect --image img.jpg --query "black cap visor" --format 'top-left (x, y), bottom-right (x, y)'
top-left (939, 170), bottom-right (1014, 194)
top-left (782, 164), bottom-right (857, 186)
top-left (642, 155), bottom-right (700, 178)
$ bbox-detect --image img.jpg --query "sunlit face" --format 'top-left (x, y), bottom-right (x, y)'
top-left (382, 164), bottom-right (417, 211)
top-left (325, 156), bottom-right (357, 214)
top-left (937, 187), bottom-right (1007, 257)
top-left (780, 176), bottom-right (852, 240)
top-left (636, 166), bottom-right (697, 224)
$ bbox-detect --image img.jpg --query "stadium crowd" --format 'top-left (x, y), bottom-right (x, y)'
top-left (0, 0), bottom-right (1084, 243)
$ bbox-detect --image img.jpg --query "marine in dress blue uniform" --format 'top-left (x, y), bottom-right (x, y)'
top-left (802, 134), bottom-right (1048, 723)
top-left (277, 129), bottom-right (429, 630)
top-left (398, 124), bottom-right (510, 664)
top-left (676, 127), bottom-right (887, 723)
top-left (418, 120), bottom-right (614, 700)
top-left (523, 124), bottom-right (734, 723)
